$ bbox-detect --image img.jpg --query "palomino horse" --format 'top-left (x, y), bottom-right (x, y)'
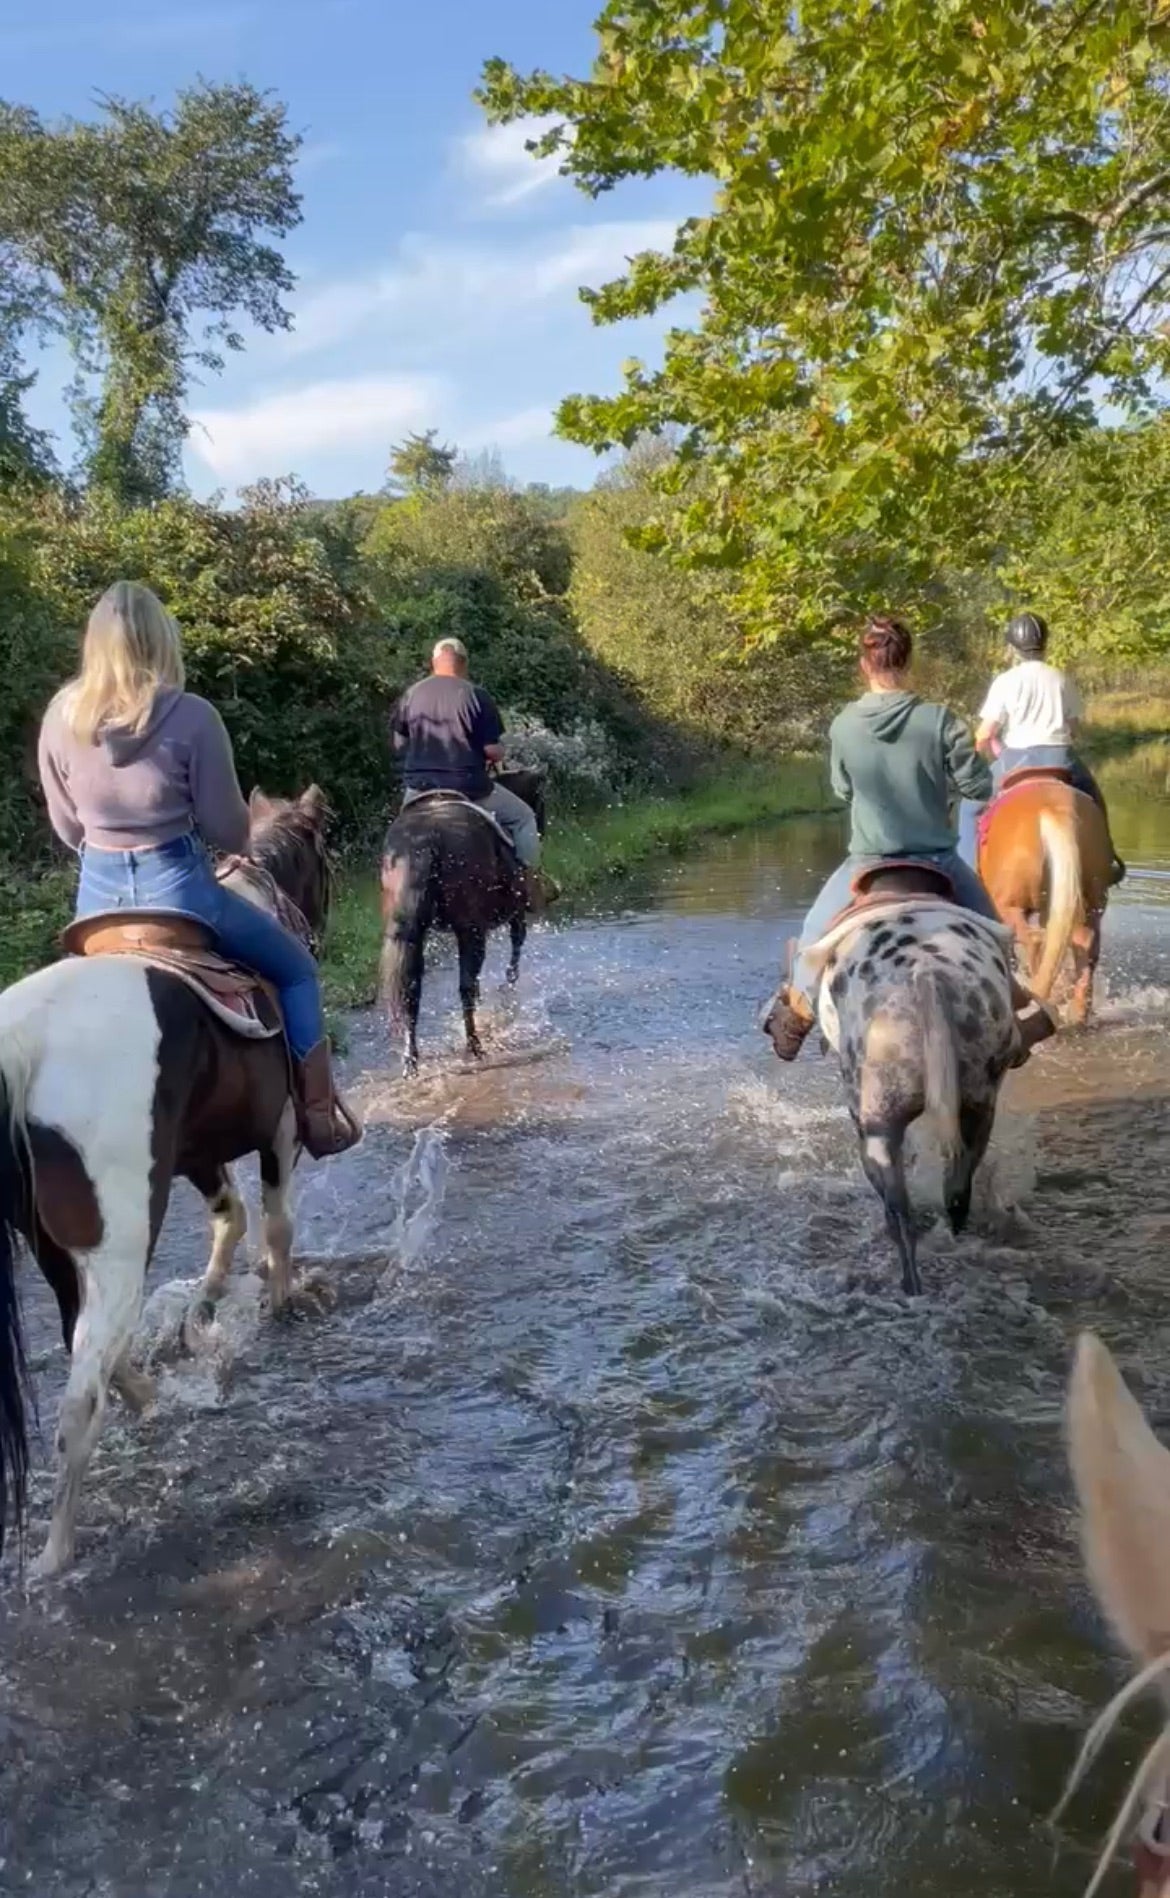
top-left (762, 867), bottom-right (1020, 1295)
top-left (978, 773), bottom-right (1112, 1023)
top-left (0, 785), bottom-right (337, 1578)
top-left (380, 767), bottom-right (546, 1076)
top-left (1061, 1333), bottom-right (1170, 1896)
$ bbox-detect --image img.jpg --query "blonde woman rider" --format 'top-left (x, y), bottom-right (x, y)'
top-left (37, 580), bottom-right (360, 1158)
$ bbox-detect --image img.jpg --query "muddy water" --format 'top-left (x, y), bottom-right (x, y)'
top-left (3, 753), bottom-right (1170, 1898)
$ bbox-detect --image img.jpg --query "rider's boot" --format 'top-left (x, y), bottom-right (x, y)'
top-left (1007, 976), bottom-right (1057, 1069)
top-left (523, 867), bottom-right (561, 912)
top-left (760, 985), bottom-right (816, 1061)
top-left (295, 1040), bottom-right (363, 1158)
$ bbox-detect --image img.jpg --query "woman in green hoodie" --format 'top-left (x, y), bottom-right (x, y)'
top-left (765, 615), bottom-right (1055, 1060)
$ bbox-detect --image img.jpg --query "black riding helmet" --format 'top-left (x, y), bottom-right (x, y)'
top-left (1005, 611), bottom-right (1049, 655)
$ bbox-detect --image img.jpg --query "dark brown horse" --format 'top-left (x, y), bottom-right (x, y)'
top-left (380, 767), bottom-right (547, 1075)
top-left (0, 785), bottom-right (337, 1578)
top-left (978, 774), bottom-right (1112, 1023)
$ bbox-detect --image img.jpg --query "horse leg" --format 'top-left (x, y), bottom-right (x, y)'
top-left (944, 1102), bottom-right (995, 1237)
top-left (187, 1162), bottom-right (248, 1325)
top-left (1067, 916), bottom-right (1100, 1026)
top-left (262, 1103), bottom-right (332, 1319)
top-left (507, 913), bottom-right (526, 987)
top-left (33, 1221), bottom-right (150, 1579)
top-left (859, 1123), bottom-right (921, 1297)
top-left (382, 924), bottom-right (425, 1078)
top-left (457, 926), bottom-right (488, 1060)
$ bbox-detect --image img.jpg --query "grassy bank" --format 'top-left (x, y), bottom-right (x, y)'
top-left (322, 757), bottom-right (833, 1010)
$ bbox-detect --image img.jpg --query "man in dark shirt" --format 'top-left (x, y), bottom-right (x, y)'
top-left (390, 637), bottom-right (541, 868)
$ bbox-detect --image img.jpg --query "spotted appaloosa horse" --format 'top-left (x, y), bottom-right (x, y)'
top-left (380, 767), bottom-right (547, 1076)
top-left (1060, 1334), bottom-right (1170, 1896)
top-left (979, 776), bottom-right (1112, 1024)
top-left (0, 786), bottom-right (337, 1579)
top-left (762, 869), bottom-right (1020, 1295)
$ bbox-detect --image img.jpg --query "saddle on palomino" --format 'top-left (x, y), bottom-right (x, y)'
top-left (975, 765), bottom-right (1079, 858)
top-left (61, 911), bottom-right (283, 1040)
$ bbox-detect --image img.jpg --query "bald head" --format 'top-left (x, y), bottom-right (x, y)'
top-left (432, 637), bottom-right (468, 678)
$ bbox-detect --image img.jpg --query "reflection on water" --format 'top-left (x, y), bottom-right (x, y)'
top-left (1099, 738), bottom-right (1170, 876)
top-left (2, 751), bottom-right (1170, 1896)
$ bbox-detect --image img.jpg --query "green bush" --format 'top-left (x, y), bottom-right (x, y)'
top-left (5, 478), bottom-right (399, 858)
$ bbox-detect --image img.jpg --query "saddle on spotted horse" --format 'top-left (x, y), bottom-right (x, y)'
top-left (59, 860), bottom-right (313, 1041)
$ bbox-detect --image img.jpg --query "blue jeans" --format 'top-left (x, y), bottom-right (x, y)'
top-left (958, 745), bottom-right (1108, 868)
top-left (76, 833), bottom-right (323, 1058)
top-left (792, 849), bottom-right (999, 1001)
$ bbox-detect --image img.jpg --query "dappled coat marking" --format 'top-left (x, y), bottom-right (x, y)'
top-left (809, 900), bottom-right (1018, 1295)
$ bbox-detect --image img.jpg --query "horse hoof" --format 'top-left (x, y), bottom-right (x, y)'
top-left (401, 1057), bottom-right (419, 1081)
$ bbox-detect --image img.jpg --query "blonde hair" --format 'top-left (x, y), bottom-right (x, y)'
top-left (59, 581), bottom-right (185, 744)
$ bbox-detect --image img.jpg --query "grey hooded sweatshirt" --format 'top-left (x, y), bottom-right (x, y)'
top-left (829, 690), bottom-right (992, 859)
top-left (37, 687), bottom-right (251, 854)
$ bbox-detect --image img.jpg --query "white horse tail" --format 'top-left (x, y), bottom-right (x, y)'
top-left (914, 966), bottom-right (960, 1160)
top-left (0, 1040), bottom-right (36, 1558)
top-left (1034, 806), bottom-right (1082, 1000)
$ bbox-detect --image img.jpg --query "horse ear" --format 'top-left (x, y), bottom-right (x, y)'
top-left (1067, 1332), bottom-right (1170, 1666)
top-left (249, 787), bottom-right (275, 822)
top-left (300, 783), bottom-right (328, 819)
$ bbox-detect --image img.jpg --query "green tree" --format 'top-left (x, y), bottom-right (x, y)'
top-left (480, 1), bottom-right (1170, 643)
top-left (0, 83), bottom-right (301, 502)
top-left (1000, 419), bottom-right (1170, 663)
top-left (386, 429), bottom-right (458, 498)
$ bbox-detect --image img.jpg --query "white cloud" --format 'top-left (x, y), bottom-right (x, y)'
top-left (191, 373), bottom-right (446, 483)
top-left (281, 219), bottom-right (678, 362)
top-left (465, 406), bottom-right (554, 451)
top-left (452, 115), bottom-right (567, 209)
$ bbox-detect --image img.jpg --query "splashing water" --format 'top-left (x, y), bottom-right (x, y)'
top-left (381, 1123), bottom-right (449, 1290)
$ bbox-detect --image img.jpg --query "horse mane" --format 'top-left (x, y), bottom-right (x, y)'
top-left (245, 794), bottom-right (336, 933)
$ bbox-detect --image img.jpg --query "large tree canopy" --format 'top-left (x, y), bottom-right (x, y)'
top-left (480, 0), bottom-right (1170, 640)
top-left (0, 82), bottom-right (301, 502)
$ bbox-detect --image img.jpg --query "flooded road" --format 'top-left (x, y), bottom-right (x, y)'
top-left (3, 747), bottom-right (1170, 1897)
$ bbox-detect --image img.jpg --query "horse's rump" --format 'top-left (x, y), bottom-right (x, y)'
top-left (382, 797), bottom-right (523, 934)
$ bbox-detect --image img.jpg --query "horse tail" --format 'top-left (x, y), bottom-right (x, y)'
top-left (0, 1050), bottom-right (35, 1559)
top-left (1034, 806), bottom-right (1082, 1000)
top-left (914, 966), bottom-right (960, 1160)
top-left (379, 833), bottom-right (435, 1022)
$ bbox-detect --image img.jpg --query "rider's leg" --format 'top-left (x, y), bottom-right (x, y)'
top-left (209, 883), bottom-right (361, 1159)
top-left (479, 783), bottom-right (541, 865)
top-left (762, 859), bottom-right (860, 1061)
top-left (1065, 757), bottom-right (1126, 883)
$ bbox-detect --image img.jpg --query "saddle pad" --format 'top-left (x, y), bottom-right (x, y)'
top-left (976, 769), bottom-right (1086, 856)
top-left (399, 790), bottom-right (515, 854)
top-left (74, 942), bottom-right (282, 1040)
top-left (805, 899), bottom-right (1014, 975)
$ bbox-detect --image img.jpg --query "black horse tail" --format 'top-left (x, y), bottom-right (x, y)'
top-left (379, 834), bottom-right (435, 1026)
top-left (0, 1074), bottom-right (32, 1559)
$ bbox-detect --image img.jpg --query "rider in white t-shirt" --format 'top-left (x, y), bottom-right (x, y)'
top-left (971, 611), bottom-right (1124, 884)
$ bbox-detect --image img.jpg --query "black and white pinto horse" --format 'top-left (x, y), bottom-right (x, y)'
top-left (0, 787), bottom-right (336, 1579)
top-left (764, 872), bottom-right (1020, 1295)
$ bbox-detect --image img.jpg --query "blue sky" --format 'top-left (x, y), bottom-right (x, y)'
top-left (3, 0), bottom-right (697, 498)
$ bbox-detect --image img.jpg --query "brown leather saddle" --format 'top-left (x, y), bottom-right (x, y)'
top-left (997, 764), bottom-right (1074, 794)
top-left (824, 858), bottom-right (957, 933)
top-left (61, 911), bottom-right (283, 1039)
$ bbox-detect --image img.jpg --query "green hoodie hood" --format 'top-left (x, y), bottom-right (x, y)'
top-left (849, 689), bottom-right (922, 741)
top-left (829, 690), bottom-right (992, 858)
